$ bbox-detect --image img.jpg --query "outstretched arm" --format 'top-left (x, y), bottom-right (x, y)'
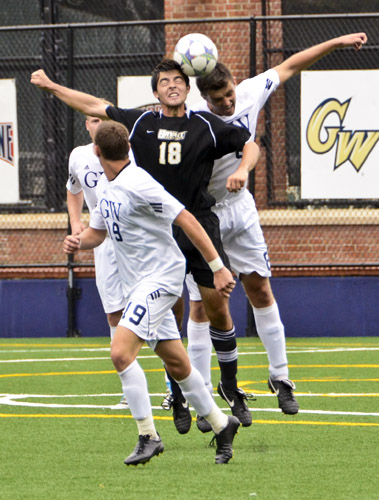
top-left (226, 141), bottom-right (260, 192)
top-left (31, 69), bottom-right (109, 118)
top-left (173, 209), bottom-right (235, 298)
top-left (274, 32), bottom-right (367, 84)
top-left (63, 227), bottom-right (107, 254)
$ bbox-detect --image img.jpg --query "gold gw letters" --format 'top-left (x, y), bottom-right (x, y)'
top-left (306, 98), bottom-right (379, 172)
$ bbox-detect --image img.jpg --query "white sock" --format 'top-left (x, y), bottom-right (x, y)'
top-left (118, 360), bottom-right (154, 421)
top-left (187, 319), bottom-right (213, 395)
top-left (204, 405), bottom-right (228, 434)
top-left (110, 325), bottom-right (117, 342)
top-left (253, 303), bottom-right (289, 380)
top-left (177, 366), bottom-right (214, 417)
top-left (136, 415), bottom-right (158, 439)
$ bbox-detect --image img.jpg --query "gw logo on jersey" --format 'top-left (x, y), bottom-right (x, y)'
top-left (306, 98), bottom-right (379, 172)
top-left (0, 122), bottom-right (14, 166)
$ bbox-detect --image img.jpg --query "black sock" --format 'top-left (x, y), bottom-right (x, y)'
top-left (209, 325), bottom-right (238, 391)
top-left (165, 367), bottom-right (182, 399)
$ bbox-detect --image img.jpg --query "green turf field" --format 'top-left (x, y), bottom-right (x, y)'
top-left (1, 337), bottom-right (378, 500)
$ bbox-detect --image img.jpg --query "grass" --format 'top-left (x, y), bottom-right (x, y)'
top-left (0, 336), bottom-right (378, 500)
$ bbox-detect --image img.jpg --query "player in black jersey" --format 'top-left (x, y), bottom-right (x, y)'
top-left (31, 59), bottom-right (259, 430)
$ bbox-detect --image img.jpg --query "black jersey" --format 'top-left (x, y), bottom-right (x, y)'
top-left (106, 107), bottom-right (250, 214)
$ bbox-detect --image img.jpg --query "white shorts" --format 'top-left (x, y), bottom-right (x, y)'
top-left (119, 283), bottom-right (180, 350)
top-left (212, 191), bottom-right (272, 278)
top-left (185, 272), bottom-right (202, 302)
top-left (94, 237), bottom-right (127, 314)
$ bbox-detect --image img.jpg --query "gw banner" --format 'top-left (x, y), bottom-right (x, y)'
top-left (0, 79), bottom-right (19, 203)
top-left (301, 70), bottom-right (379, 199)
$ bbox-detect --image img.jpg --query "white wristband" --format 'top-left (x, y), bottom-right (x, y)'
top-left (208, 257), bottom-right (224, 273)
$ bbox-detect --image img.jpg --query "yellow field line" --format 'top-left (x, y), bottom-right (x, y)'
top-left (0, 413), bottom-right (377, 427)
top-left (0, 343), bottom-right (107, 348)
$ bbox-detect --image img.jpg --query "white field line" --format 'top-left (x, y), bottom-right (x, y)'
top-left (0, 354), bottom-right (158, 363)
top-left (0, 393), bottom-right (378, 417)
top-left (1, 346), bottom-right (379, 364)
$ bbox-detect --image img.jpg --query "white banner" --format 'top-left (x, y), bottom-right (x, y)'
top-left (117, 75), bottom-right (202, 109)
top-left (301, 70), bottom-right (379, 199)
top-left (0, 79), bottom-right (19, 203)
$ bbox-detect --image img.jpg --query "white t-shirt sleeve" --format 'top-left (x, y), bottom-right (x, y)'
top-left (238, 68), bottom-right (280, 111)
top-left (66, 148), bottom-right (83, 195)
top-left (89, 176), bottom-right (107, 230)
top-left (89, 203), bottom-right (106, 231)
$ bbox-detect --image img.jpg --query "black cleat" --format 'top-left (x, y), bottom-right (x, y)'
top-left (172, 394), bottom-right (192, 434)
top-left (268, 377), bottom-right (299, 415)
top-left (161, 392), bottom-right (192, 433)
top-left (124, 434), bottom-right (164, 466)
top-left (213, 415), bottom-right (240, 464)
top-left (196, 415), bottom-right (212, 433)
top-left (217, 382), bottom-right (253, 427)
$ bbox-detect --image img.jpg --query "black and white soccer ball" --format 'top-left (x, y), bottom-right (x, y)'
top-left (173, 33), bottom-right (218, 77)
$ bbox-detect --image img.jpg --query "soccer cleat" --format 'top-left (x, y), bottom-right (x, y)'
top-left (172, 394), bottom-right (192, 434)
top-left (217, 381), bottom-right (253, 427)
top-left (161, 392), bottom-right (174, 411)
top-left (119, 395), bottom-right (128, 406)
top-left (213, 415), bottom-right (240, 464)
top-left (196, 415), bottom-right (212, 433)
top-left (112, 395), bottom-right (128, 410)
top-left (124, 434), bottom-right (164, 466)
top-left (268, 377), bottom-right (299, 415)
top-left (161, 392), bottom-right (192, 434)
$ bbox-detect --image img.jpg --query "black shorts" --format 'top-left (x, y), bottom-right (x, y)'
top-left (173, 211), bottom-right (230, 289)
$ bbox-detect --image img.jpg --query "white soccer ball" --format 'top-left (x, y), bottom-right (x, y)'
top-left (173, 33), bottom-right (218, 77)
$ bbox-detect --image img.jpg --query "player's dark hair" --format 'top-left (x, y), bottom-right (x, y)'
top-left (196, 62), bottom-right (233, 95)
top-left (94, 121), bottom-right (130, 161)
top-left (151, 58), bottom-right (190, 92)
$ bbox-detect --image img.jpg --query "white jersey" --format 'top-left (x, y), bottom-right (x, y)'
top-left (90, 161), bottom-right (186, 299)
top-left (66, 142), bottom-right (126, 314)
top-left (66, 143), bottom-right (104, 214)
top-left (190, 68), bottom-right (280, 208)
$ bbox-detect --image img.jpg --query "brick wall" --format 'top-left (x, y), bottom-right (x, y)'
top-left (0, 1), bottom-right (377, 279)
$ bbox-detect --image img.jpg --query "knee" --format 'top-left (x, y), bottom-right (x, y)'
top-left (166, 360), bottom-right (190, 381)
top-left (189, 300), bottom-right (209, 323)
top-left (110, 343), bottom-right (133, 372)
top-left (243, 275), bottom-right (274, 308)
top-left (207, 308), bottom-right (232, 331)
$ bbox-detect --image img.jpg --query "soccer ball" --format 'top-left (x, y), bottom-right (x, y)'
top-left (173, 33), bottom-right (218, 77)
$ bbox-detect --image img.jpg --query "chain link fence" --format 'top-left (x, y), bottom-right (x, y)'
top-left (0, 10), bottom-right (378, 272)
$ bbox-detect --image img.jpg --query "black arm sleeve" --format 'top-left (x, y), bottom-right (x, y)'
top-left (106, 106), bottom-right (144, 131)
